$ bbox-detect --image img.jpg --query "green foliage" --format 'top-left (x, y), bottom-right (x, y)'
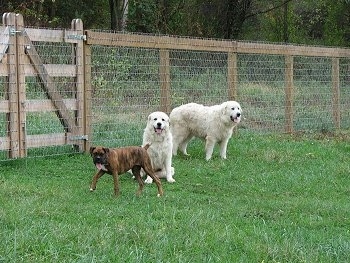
top-left (91, 46), bottom-right (160, 112)
top-left (1, 133), bottom-right (350, 262)
top-left (323, 0), bottom-right (349, 46)
top-left (3, 0), bottom-right (350, 46)
top-left (127, 0), bottom-right (159, 33)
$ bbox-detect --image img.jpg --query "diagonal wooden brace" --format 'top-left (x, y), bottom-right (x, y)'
top-left (23, 31), bottom-right (77, 134)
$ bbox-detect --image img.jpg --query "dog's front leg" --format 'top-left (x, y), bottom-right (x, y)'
top-left (90, 170), bottom-right (105, 192)
top-left (112, 172), bottom-right (120, 196)
top-left (219, 138), bottom-right (229, 159)
top-left (165, 157), bottom-right (175, 183)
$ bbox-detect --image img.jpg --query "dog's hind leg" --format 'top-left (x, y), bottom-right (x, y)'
top-left (90, 170), bottom-right (105, 192)
top-left (112, 172), bottom-right (120, 196)
top-left (172, 127), bottom-right (190, 156)
top-left (132, 166), bottom-right (144, 196)
top-left (179, 135), bottom-right (192, 156)
top-left (143, 166), bottom-right (164, 197)
top-left (172, 139), bottom-right (179, 156)
top-left (205, 136), bottom-right (216, 161)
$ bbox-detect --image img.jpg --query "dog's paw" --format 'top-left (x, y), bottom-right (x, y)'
top-left (144, 176), bottom-right (153, 184)
top-left (89, 188), bottom-right (94, 192)
top-left (167, 177), bottom-right (176, 183)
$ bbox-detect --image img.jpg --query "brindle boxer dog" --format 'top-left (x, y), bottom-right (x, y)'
top-left (89, 144), bottom-right (164, 197)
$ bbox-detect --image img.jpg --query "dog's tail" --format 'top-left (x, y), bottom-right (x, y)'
top-left (143, 143), bottom-right (152, 150)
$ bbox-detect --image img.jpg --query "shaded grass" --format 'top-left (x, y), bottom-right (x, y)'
top-left (0, 132), bottom-right (350, 262)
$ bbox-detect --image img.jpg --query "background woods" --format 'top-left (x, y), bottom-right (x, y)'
top-left (1, 0), bottom-right (350, 46)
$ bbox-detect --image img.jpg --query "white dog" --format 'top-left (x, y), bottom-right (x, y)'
top-left (170, 101), bottom-right (242, 160)
top-left (143, 111), bottom-right (175, 184)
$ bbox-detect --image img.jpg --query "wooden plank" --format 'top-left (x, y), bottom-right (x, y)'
top-left (0, 62), bottom-right (8, 76)
top-left (284, 55), bottom-right (294, 133)
top-left (0, 100), bottom-right (9, 112)
top-left (236, 41), bottom-right (350, 57)
top-left (26, 28), bottom-right (65, 42)
top-left (24, 63), bottom-right (76, 77)
top-left (25, 28), bottom-right (80, 43)
top-left (159, 49), bottom-right (171, 114)
top-left (0, 136), bottom-right (10, 150)
top-left (85, 30), bottom-right (350, 58)
top-left (25, 99), bottom-right (77, 112)
top-left (26, 133), bottom-right (70, 148)
top-left (0, 26), bottom-right (9, 61)
top-left (227, 52), bottom-right (237, 100)
top-left (23, 31), bottom-right (77, 134)
top-left (85, 31), bottom-right (236, 53)
top-left (332, 58), bottom-right (340, 129)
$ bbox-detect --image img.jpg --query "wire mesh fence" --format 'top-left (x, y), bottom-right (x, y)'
top-left (90, 45), bottom-right (161, 147)
top-left (88, 35), bottom-right (350, 150)
top-left (1, 14), bottom-right (350, 161)
top-left (24, 40), bottom-right (81, 158)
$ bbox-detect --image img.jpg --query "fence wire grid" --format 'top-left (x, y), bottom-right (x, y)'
top-left (1, 23), bottom-right (350, 161)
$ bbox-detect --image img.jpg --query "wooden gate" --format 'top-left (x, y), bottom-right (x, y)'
top-left (0, 13), bottom-right (90, 158)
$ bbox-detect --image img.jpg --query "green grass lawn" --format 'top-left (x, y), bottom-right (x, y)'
top-left (0, 132), bottom-right (350, 262)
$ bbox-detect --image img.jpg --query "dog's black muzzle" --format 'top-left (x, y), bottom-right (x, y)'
top-left (93, 155), bottom-right (107, 165)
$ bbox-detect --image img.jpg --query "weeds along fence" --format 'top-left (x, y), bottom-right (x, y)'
top-left (1, 12), bottom-right (350, 160)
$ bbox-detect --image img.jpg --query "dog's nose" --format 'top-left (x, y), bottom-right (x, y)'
top-left (157, 122), bottom-right (162, 127)
top-left (237, 112), bottom-right (241, 117)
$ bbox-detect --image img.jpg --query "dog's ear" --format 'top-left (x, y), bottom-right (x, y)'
top-left (89, 147), bottom-right (95, 155)
top-left (221, 102), bottom-right (229, 114)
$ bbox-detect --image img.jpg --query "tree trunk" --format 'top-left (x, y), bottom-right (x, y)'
top-left (109, 0), bottom-right (117, 30)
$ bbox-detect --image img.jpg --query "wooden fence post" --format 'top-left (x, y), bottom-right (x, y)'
top-left (227, 52), bottom-right (238, 100)
top-left (332, 57), bottom-right (340, 129)
top-left (285, 55), bottom-right (294, 133)
top-left (15, 13), bottom-right (27, 157)
top-left (3, 12), bottom-right (20, 158)
top-left (71, 19), bottom-right (86, 151)
top-left (159, 49), bottom-right (171, 114)
top-left (83, 31), bottom-right (92, 152)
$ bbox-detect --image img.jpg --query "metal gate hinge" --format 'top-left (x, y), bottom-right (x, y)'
top-left (69, 135), bottom-right (89, 141)
top-left (9, 28), bottom-right (23, 36)
top-left (67, 34), bottom-right (86, 41)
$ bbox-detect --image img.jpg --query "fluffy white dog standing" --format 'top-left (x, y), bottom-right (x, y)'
top-left (170, 101), bottom-right (242, 161)
top-left (143, 111), bottom-right (175, 184)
